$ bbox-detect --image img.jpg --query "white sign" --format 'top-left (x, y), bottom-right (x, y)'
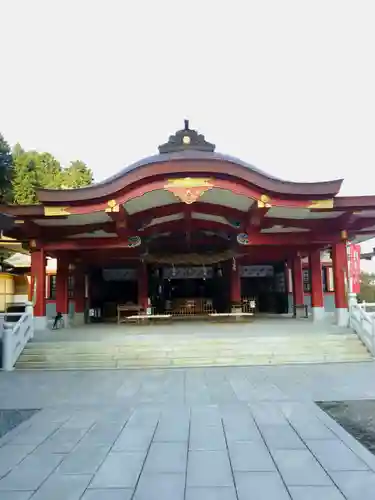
top-left (240, 265), bottom-right (274, 277)
top-left (163, 266), bottom-right (214, 280)
top-left (102, 268), bottom-right (137, 281)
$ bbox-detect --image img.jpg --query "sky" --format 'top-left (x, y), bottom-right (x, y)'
top-left (1, 0), bottom-right (375, 264)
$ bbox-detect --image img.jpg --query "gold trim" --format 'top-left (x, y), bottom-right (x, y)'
top-left (308, 199), bottom-right (334, 209)
top-left (14, 219), bottom-right (24, 224)
top-left (341, 230), bottom-right (348, 240)
top-left (44, 206), bottom-right (70, 216)
top-left (165, 177), bottom-right (213, 188)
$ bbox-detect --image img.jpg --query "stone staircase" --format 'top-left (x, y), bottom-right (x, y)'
top-left (15, 332), bottom-right (372, 370)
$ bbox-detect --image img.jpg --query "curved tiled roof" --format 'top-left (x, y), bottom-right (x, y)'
top-left (37, 149), bottom-right (343, 203)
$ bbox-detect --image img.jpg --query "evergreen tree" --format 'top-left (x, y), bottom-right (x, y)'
top-left (12, 143), bottom-right (25, 159)
top-left (9, 143), bottom-right (94, 204)
top-left (62, 160), bottom-right (93, 188)
top-left (0, 133), bottom-right (13, 202)
top-left (358, 272), bottom-right (375, 303)
top-left (12, 152), bottom-right (39, 204)
top-left (36, 152), bottom-right (62, 189)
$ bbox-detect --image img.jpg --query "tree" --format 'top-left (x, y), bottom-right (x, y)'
top-left (36, 152), bottom-right (62, 189)
top-left (12, 143), bottom-right (25, 159)
top-left (11, 152), bottom-right (39, 204)
top-left (0, 133), bottom-right (13, 202)
top-left (9, 143), bottom-right (94, 204)
top-left (62, 160), bottom-right (93, 188)
top-left (358, 272), bottom-right (375, 303)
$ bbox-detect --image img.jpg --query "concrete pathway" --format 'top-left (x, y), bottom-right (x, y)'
top-left (1, 362), bottom-right (375, 499)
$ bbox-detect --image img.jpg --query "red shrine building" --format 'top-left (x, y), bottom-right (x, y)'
top-left (2, 121), bottom-right (373, 329)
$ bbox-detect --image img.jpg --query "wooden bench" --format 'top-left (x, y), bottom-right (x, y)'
top-left (126, 314), bottom-right (172, 325)
top-left (117, 304), bottom-right (142, 324)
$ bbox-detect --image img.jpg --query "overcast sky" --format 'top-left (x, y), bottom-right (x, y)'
top-left (1, 1), bottom-right (375, 264)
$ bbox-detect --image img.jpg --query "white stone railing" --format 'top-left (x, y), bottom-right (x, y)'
top-left (358, 301), bottom-right (375, 317)
top-left (1, 303), bottom-right (34, 371)
top-left (349, 303), bottom-right (375, 356)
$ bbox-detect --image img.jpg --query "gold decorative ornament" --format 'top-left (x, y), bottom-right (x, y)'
top-left (182, 135), bottom-right (191, 144)
top-left (14, 220), bottom-right (24, 224)
top-left (29, 239), bottom-right (37, 248)
top-left (44, 206), bottom-right (70, 216)
top-left (257, 194), bottom-right (271, 208)
top-left (308, 199), bottom-right (334, 209)
top-left (341, 230), bottom-right (348, 240)
top-left (105, 199), bottom-right (120, 213)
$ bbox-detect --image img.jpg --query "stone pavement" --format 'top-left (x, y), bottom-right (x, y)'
top-left (1, 362), bottom-right (375, 499)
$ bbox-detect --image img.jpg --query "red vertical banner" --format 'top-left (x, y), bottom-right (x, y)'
top-left (348, 243), bottom-right (361, 294)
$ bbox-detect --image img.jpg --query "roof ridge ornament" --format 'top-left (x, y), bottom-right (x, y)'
top-left (158, 120), bottom-right (216, 154)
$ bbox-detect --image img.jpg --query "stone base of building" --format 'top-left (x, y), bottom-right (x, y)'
top-left (34, 316), bottom-right (48, 331)
top-left (72, 312), bottom-right (85, 326)
top-left (335, 307), bottom-right (349, 327)
top-left (311, 306), bottom-right (326, 322)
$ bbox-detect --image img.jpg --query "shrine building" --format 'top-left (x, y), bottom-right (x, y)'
top-left (2, 121), bottom-right (374, 329)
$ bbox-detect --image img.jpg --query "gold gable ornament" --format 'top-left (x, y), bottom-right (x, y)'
top-left (164, 178), bottom-right (213, 205)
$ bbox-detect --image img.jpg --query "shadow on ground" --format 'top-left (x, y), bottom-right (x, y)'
top-left (0, 409), bottom-right (39, 439)
top-left (317, 400), bottom-right (375, 454)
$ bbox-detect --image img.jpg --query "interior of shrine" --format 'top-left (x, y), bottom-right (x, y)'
top-left (87, 261), bottom-right (289, 322)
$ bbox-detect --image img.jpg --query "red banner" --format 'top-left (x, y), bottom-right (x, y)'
top-left (348, 243), bottom-right (361, 294)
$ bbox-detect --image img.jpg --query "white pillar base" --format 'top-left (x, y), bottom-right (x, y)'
top-left (72, 312), bottom-right (85, 326)
top-left (34, 316), bottom-right (48, 331)
top-left (335, 308), bottom-right (349, 327)
top-left (312, 306), bottom-right (326, 322)
top-left (62, 314), bottom-right (70, 328)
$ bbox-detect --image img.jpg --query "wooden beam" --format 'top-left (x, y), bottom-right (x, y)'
top-left (42, 229), bottom-right (338, 251)
top-left (246, 204), bottom-right (270, 233)
top-left (106, 203), bottom-right (131, 238)
top-left (185, 206), bottom-right (192, 247)
top-left (141, 219), bottom-right (237, 237)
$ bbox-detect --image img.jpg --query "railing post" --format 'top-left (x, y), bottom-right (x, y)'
top-left (2, 325), bottom-right (14, 371)
top-left (372, 318), bottom-right (375, 357)
top-left (25, 301), bottom-right (34, 340)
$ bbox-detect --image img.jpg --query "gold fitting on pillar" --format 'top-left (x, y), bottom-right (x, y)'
top-left (340, 230), bottom-right (348, 240)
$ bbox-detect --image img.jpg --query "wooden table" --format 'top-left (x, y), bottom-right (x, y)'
top-left (117, 304), bottom-right (142, 324)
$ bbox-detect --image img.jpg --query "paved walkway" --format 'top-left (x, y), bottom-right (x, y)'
top-left (1, 362), bottom-right (375, 499)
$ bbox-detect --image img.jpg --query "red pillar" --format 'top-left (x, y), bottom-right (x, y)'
top-left (309, 249), bottom-right (325, 320)
top-left (332, 241), bottom-right (348, 325)
top-left (30, 249), bottom-right (46, 318)
top-left (230, 259), bottom-right (241, 308)
top-left (56, 258), bottom-right (69, 315)
top-left (292, 254), bottom-right (304, 307)
top-left (138, 262), bottom-right (148, 311)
